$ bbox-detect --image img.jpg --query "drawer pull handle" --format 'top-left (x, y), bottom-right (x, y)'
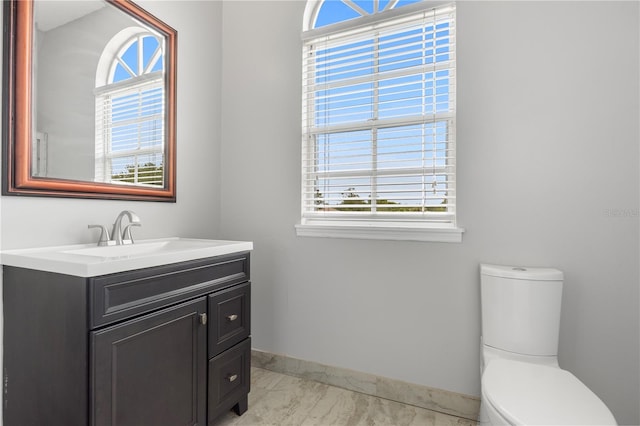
top-left (227, 314), bottom-right (238, 322)
top-left (227, 374), bottom-right (238, 382)
top-left (199, 313), bottom-right (208, 325)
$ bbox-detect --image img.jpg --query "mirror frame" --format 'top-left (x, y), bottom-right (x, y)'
top-left (2, 0), bottom-right (177, 201)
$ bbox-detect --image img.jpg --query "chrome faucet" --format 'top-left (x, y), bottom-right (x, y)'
top-left (88, 224), bottom-right (114, 246)
top-left (111, 210), bottom-right (142, 245)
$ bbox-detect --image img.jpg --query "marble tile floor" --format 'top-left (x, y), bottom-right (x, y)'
top-left (216, 367), bottom-right (477, 426)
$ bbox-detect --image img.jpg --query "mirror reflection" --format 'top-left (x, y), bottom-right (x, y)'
top-left (33, 0), bottom-right (167, 187)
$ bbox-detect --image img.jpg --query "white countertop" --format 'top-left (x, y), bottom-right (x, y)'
top-left (0, 237), bottom-right (253, 277)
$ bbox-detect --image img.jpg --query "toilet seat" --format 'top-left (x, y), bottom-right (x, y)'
top-left (482, 359), bottom-right (616, 425)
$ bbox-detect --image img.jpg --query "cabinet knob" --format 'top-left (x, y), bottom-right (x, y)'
top-left (227, 374), bottom-right (238, 382)
top-left (199, 313), bottom-right (207, 325)
top-left (227, 314), bottom-right (238, 322)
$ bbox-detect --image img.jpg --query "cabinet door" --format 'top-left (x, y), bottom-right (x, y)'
top-left (91, 298), bottom-right (207, 426)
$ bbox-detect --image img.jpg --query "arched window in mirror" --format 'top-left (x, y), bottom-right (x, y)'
top-left (95, 29), bottom-right (165, 186)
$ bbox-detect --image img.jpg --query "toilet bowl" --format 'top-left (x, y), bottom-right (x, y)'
top-left (479, 264), bottom-right (617, 426)
top-left (480, 359), bottom-right (616, 425)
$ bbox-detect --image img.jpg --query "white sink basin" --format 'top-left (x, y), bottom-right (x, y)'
top-left (62, 239), bottom-right (230, 258)
top-left (1, 238), bottom-right (253, 277)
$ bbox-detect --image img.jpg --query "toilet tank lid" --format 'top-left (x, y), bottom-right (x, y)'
top-left (481, 264), bottom-right (563, 281)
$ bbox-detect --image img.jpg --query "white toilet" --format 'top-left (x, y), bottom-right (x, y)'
top-left (479, 264), bottom-right (617, 425)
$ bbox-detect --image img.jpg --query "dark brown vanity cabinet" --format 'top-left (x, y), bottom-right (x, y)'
top-left (3, 252), bottom-right (251, 426)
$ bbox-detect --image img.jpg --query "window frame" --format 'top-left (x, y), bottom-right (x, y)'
top-left (297, 0), bottom-right (463, 242)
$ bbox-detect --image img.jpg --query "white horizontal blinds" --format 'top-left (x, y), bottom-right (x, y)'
top-left (302, 4), bottom-right (456, 223)
top-left (95, 78), bottom-right (165, 186)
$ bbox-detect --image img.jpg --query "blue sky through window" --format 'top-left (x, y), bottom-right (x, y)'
top-left (113, 35), bottom-right (162, 83)
top-left (314, 0), bottom-right (424, 28)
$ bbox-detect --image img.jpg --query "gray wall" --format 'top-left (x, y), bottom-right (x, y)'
top-left (219, 1), bottom-right (639, 424)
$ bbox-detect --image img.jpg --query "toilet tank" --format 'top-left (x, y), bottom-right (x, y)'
top-left (481, 264), bottom-right (564, 356)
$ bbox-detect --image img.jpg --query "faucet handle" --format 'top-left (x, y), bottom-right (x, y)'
top-left (88, 225), bottom-right (114, 247)
top-left (122, 223), bottom-right (141, 245)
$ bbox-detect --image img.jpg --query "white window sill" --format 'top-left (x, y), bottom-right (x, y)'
top-left (295, 221), bottom-right (464, 243)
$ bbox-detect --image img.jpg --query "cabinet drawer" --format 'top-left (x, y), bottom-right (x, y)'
top-left (208, 338), bottom-right (251, 421)
top-left (209, 282), bottom-right (251, 356)
top-left (91, 253), bottom-right (250, 328)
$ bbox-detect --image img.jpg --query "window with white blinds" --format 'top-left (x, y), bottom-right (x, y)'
top-left (299, 2), bottom-right (460, 242)
top-left (95, 33), bottom-right (165, 187)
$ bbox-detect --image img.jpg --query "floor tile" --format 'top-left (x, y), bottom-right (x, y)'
top-left (215, 368), bottom-right (476, 426)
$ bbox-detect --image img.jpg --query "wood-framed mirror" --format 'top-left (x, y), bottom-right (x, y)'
top-left (2, 0), bottom-right (177, 201)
